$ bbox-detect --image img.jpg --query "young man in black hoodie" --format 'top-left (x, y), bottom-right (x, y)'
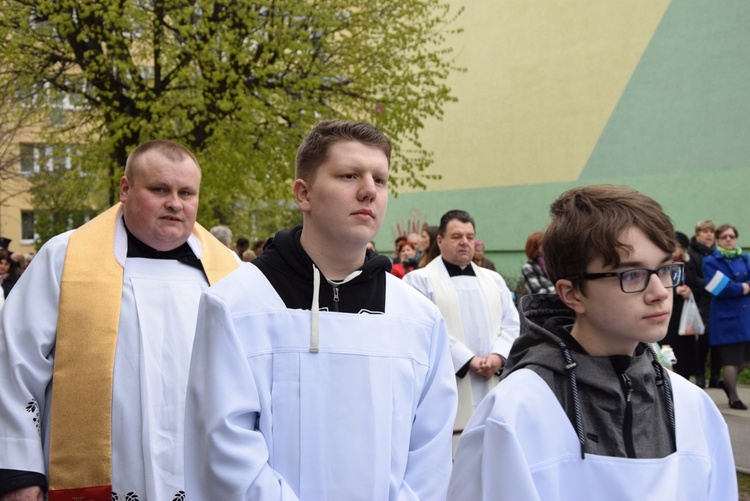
top-left (448, 184), bottom-right (735, 500)
top-left (184, 120), bottom-right (457, 499)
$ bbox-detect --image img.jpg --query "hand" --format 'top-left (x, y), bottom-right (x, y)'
top-left (676, 284), bottom-right (691, 299)
top-left (470, 354), bottom-right (503, 380)
top-left (468, 356), bottom-right (485, 376)
top-left (743, 283), bottom-right (750, 295)
top-left (481, 353), bottom-right (504, 377)
top-left (0, 487), bottom-right (43, 501)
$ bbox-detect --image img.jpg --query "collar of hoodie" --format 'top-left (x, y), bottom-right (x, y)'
top-left (309, 264), bottom-right (363, 352)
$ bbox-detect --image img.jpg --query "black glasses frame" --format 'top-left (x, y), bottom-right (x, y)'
top-left (577, 262), bottom-right (684, 294)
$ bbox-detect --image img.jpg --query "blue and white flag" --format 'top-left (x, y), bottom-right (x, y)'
top-left (705, 270), bottom-right (730, 296)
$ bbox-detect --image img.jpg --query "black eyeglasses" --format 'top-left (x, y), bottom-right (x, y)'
top-left (576, 263), bottom-right (684, 293)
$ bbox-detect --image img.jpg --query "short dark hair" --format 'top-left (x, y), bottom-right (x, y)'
top-left (438, 210), bottom-right (475, 237)
top-left (543, 185), bottom-right (675, 286)
top-left (295, 120), bottom-right (391, 182)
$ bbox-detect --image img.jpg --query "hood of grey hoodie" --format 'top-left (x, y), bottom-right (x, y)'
top-left (503, 293), bottom-right (676, 459)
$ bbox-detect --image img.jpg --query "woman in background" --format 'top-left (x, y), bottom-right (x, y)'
top-left (0, 256), bottom-right (20, 299)
top-left (521, 231), bottom-right (555, 294)
top-left (663, 232), bottom-right (700, 380)
top-left (391, 241), bottom-right (418, 278)
top-left (418, 225), bottom-right (440, 269)
top-left (703, 224), bottom-right (750, 410)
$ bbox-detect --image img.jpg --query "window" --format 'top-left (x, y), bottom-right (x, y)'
top-left (19, 79), bottom-right (87, 112)
top-left (19, 143), bottom-right (44, 174)
top-left (21, 211), bottom-right (35, 244)
top-left (19, 143), bottom-right (78, 175)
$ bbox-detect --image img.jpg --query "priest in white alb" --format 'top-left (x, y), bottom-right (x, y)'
top-left (0, 140), bottom-right (238, 501)
top-left (404, 210), bottom-right (520, 444)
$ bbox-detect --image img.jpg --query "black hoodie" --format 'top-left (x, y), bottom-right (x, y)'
top-left (253, 226), bottom-right (392, 314)
top-left (503, 293), bottom-right (676, 459)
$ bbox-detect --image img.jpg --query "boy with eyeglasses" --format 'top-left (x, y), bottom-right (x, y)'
top-left (448, 185), bottom-right (736, 500)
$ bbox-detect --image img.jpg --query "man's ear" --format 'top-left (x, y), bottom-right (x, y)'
top-left (119, 176), bottom-right (130, 203)
top-left (556, 279), bottom-right (586, 314)
top-left (293, 179), bottom-right (311, 213)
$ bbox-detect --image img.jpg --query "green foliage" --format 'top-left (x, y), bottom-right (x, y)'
top-left (0, 0), bottom-right (462, 245)
top-left (23, 144), bottom-right (109, 244)
top-left (0, 81), bottom-right (47, 205)
top-left (25, 151), bottom-right (108, 247)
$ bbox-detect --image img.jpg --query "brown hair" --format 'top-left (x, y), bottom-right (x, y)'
top-left (295, 120), bottom-right (391, 182)
top-left (715, 224), bottom-right (738, 239)
top-left (524, 231), bottom-right (544, 259)
top-left (543, 185), bottom-right (675, 286)
top-left (124, 140), bottom-right (200, 180)
top-left (419, 225), bottom-right (440, 268)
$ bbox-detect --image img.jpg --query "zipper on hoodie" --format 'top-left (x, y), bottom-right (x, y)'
top-left (620, 373), bottom-right (636, 458)
top-left (332, 285), bottom-right (340, 312)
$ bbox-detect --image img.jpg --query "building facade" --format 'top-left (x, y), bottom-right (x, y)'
top-left (377, 0), bottom-right (750, 283)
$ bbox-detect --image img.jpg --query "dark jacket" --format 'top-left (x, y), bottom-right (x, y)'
top-left (663, 256), bottom-right (701, 379)
top-left (0, 278), bottom-right (13, 300)
top-left (503, 293), bottom-right (676, 459)
top-left (252, 225), bottom-right (392, 313)
top-left (686, 238), bottom-right (713, 325)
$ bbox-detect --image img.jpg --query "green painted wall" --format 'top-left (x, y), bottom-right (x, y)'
top-left (582, 1), bottom-right (750, 180)
top-left (376, 1), bottom-right (750, 280)
top-left (381, 167), bottom-right (750, 278)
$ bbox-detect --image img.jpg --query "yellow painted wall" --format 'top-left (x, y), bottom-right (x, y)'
top-left (409, 1), bottom-right (670, 191)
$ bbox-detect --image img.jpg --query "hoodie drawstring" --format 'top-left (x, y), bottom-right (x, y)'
top-left (646, 344), bottom-right (676, 446)
top-left (559, 341), bottom-right (677, 460)
top-left (309, 265), bottom-right (363, 353)
top-left (557, 339), bottom-right (586, 459)
top-left (310, 265), bottom-right (320, 353)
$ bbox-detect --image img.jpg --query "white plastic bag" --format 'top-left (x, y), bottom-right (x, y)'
top-left (678, 292), bottom-right (705, 335)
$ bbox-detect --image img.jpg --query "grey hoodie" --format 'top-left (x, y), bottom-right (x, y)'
top-left (503, 293), bottom-right (676, 459)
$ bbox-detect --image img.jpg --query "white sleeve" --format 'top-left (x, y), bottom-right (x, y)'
top-left (402, 271), bottom-right (428, 298)
top-left (404, 271), bottom-right (476, 372)
top-left (399, 310), bottom-right (457, 500)
top-left (0, 235), bottom-right (69, 474)
top-left (490, 275), bottom-right (521, 358)
top-left (708, 413), bottom-right (738, 499)
top-left (184, 292), bottom-right (299, 501)
top-left (447, 393), bottom-right (540, 501)
top-left (448, 335), bottom-right (476, 371)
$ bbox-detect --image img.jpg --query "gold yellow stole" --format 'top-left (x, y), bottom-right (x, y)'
top-left (48, 203), bottom-right (238, 501)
